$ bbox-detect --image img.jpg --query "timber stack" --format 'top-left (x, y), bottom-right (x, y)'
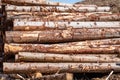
top-left (0, 0), bottom-right (120, 79)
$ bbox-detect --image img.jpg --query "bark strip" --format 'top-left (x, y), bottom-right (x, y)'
top-left (13, 21), bottom-right (120, 31)
top-left (15, 52), bottom-right (120, 63)
top-left (3, 63), bottom-right (120, 73)
top-left (4, 43), bottom-right (120, 55)
top-left (5, 29), bottom-right (120, 43)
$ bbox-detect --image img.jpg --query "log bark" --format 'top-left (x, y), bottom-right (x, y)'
top-left (35, 73), bottom-right (73, 80)
top-left (3, 63), bottom-right (120, 73)
top-left (5, 29), bottom-right (120, 43)
top-left (7, 12), bottom-right (120, 21)
top-left (15, 52), bottom-right (120, 63)
top-left (4, 43), bottom-right (120, 55)
top-left (5, 4), bottom-right (110, 12)
top-left (13, 21), bottom-right (120, 31)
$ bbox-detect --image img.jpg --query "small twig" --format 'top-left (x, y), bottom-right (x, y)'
top-left (16, 74), bottom-right (25, 80)
top-left (106, 71), bottom-right (114, 80)
top-left (55, 69), bottom-right (61, 75)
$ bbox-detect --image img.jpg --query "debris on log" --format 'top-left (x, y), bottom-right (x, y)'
top-left (32, 72), bottom-right (42, 79)
top-left (15, 52), bottom-right (120, 63)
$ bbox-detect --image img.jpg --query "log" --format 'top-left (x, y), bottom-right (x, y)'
top-left (3, 63), bottom-right (120, 73)
top-left (15, 52), bottom-right (120, 63)
top-left (5, 29), bottom-right (120, 43)
top-left (5, 4), bottom-right (110, 12)
top-left (7, 12), bottom-right (112, 18)
top-left (7, 12), bottom-right (120, 21)
top-left (4, 43), bottom-right (120, 55)
top-left (2, 0), bottom-right (73, 6)
top-left (6, 36), bottom-right (120, 46)
top-left (43, 13), bottom-right (120, 21)
top-left (13, 21), bottom-right (120, 31)
top-left (35, 73), bottom-right (73, 80)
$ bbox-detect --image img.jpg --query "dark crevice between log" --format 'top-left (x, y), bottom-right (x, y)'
top-left (0, 4), bottom-right (7, 73)
top-left (74, 73), bottom-right (115, 80)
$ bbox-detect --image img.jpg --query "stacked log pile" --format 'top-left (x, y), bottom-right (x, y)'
top-left (1, 0), bottom-right (120, 79)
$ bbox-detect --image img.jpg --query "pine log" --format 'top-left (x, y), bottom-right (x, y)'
top-left (7, 12), bottom-right (112, 18)
top-left (5, 4), bottom-right (110, 12)
top-left (13, 21), bottom-right (120, 31)
top-left (35, 73), bottom-right (73, 80)
top-left (3, 63), bottom-right (120, 73)
top-left (7, 12), bottom-right (120, 21)
top-left (15, 52), bottom-right (120, 63)
top-left (2, 0), bottom-right (73, 6)
top-left (5, 29), bottom-right (120, 43)
top-left (41, 13), bottom-right (120, 21)
top-left (5, 38), bottom-right (120, 48)
top-left (4, 43), bottom-right (120, 55)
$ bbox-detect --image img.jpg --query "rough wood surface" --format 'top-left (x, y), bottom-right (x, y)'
top-left (13, 21), bottom-right (120, 31)
top-left (5, 29), bottom-right (120, 43)
top-left (3, 63), bottom-right (120, 73)
top-left (4, 43), bottom-right (120, 55)
top-left (15, 52), bottom-right (120, 63)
